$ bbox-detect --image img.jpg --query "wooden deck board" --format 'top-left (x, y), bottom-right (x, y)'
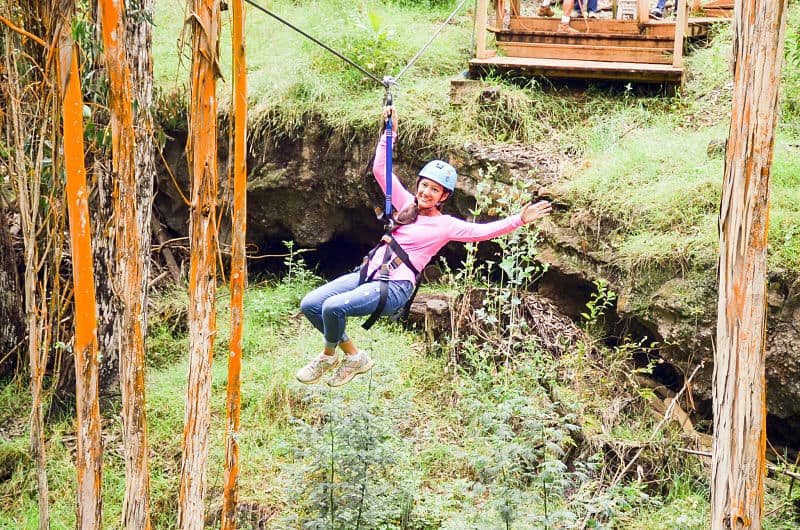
top-left (473, 12), bottom-right (727, 84)
top-left (494, 30), bottom-right (675, 48)
top-left (507, 17), bottom-right (677, 36)
top-left (498, 41), bottom-right (674, 64)
top-left (469, 55), bottom-right (683, 83)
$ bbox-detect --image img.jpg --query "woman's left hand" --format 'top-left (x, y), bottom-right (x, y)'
top-left (520, 200), bottom-right (553, 224)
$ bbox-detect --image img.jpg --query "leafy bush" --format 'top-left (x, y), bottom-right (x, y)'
top-left (283, 389), bottom-right (425, 529)
top-left (311, 9), bottom-right (404, 88)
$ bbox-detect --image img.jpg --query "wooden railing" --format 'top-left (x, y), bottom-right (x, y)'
top-left (474, 0), bottom-right (689, 69)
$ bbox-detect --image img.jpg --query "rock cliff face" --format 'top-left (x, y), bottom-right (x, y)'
top-left (155, 120), bottom-right (800, 446)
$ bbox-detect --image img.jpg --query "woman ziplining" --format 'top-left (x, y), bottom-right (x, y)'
top-left (295, 106), bottom-right (553, 387)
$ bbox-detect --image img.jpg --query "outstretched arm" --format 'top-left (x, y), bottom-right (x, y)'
top-left (446, 200), bottom-right (552, 242)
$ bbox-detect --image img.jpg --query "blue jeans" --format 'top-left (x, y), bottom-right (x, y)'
top-left (300, 272), bottom-right (414, 348)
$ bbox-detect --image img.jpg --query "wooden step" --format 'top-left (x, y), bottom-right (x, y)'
top-left (506, 16), bottom-right (678, 37)
top-left (494, 28), bottom-right (675, 49)
top-left (702, 8), bottom-right (733, 17)
top-left (469, 55), bottom-right (683, 84)
top-left (497, 41), bottom-right (674, 64)
top-left (703, 0), bottom-right (733, 8)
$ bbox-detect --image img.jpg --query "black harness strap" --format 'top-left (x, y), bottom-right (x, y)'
top-left (360, 233), bottom-right (421, 330)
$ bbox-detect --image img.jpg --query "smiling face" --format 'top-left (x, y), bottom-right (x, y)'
top-left (416, 178), bottom-right (450, 210)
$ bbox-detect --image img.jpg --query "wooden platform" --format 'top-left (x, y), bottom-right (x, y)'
top-left (468, 7), bottom-right (732, 86)
top-left (468, 55), bottom-right (684, 84)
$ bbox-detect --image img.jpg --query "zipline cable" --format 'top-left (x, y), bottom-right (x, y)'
top-left (243, 0), bottom-right (468, 88)
top-left (243, 0), bottom-right (388, 87)
top-left (393, 0), bottom-right (469, 82)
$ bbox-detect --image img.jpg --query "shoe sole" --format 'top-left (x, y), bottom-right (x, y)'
top-left (296, 359), bottom-right (341, 385)
top-left (326, 358), bottom-right (375, 387)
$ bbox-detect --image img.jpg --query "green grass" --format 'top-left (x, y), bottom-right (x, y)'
top-left (4, 277), bottom-right (800, 527)
top-left (555, 120), bottom-right (724, 272)
top-left (550, 13), bottom-right (800, 274)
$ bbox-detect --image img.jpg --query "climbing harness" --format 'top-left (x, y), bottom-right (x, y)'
top-left (358, 88), bottom-right (424, 330)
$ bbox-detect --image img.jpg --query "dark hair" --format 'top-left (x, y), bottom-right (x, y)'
top-left (394, 200), bottom-right (419, 225)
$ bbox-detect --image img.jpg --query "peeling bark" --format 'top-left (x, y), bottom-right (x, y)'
top-left (178, 0), bottom-right (220, 528)
top-left (711, 0), bottom-right (788, 527)
top-left (57, 7), bottom-right (103, 528)
top-left (98, 0), bottom-right (152, 527)
top-left (0, 198), bottom-right (23, 379)
top-left (1, 6), bottom-right (53, 526)
top-left (222, 0), bottom-right (247, 527)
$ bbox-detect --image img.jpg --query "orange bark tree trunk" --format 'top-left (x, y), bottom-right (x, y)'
top-left (178, 0), bottom-right (221, 527)
top-left (710, 0), bottom-right (788, 527)
top-left (97, 0), bottom-right (152, 528)
top-left (56, 7), bottom-right (103, 529)
top-left (222, 0), bottom-right (248, 527)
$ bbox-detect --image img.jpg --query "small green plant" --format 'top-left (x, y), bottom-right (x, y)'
top-left (282, 239), bottom-right (318, 286)
top-left (313, 9), bottom-right (402, 87)
top-left (286, 389), bottom-right (416, 529)
top-left (580, 279), bottom-right (617, 332)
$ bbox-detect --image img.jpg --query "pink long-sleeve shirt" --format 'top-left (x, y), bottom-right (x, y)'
top-left (368, 133), bottom-right (524, 284)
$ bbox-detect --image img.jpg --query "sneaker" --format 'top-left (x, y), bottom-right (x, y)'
top-left (649, 8), bottom-right (663, 19)
top-left (296, 354), bottom-right (340, 384)
top-left (588, 10), bottom-right (600, 18)
top-left (537, 5), bottom-right (555, 16)
top-left (557, 22), bottom-right (581, 34)
top-left (326, 351), bottom-right (374, 387)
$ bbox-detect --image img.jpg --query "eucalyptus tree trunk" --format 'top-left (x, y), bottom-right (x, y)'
top-left (222, 0), bottom-right (247, 527)
top-left (89, 0), bottom-right (122, 397)
top-left (0, 198), bottom-right (23, 380)
top-left (711, 0), bottom-right (788, 527)
top-left (178, 0), bottom-right (220, 527)
top-left (1, 4), bottom-right (60, 527)
top-left (98, 0), bottom-right (152, 527)
top-left (56, 5), bottom-right (104, 527)
top-left (127, 0), bottom-right (156, 323)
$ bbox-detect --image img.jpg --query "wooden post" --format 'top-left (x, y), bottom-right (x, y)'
top-left (476, 0), bottom-right (489, 59)
top-left (672, 0), bottom-right (686, 67)
top-left (638, 0), bottom-right (649, 23)
top-left (496, 0), bottom-right (505, 29)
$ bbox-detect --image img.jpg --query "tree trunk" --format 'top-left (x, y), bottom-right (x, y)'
top-left (222, 1), bottom-right (247, 527)
top-left (2, 27), bottom-right (47, 530)
top-left (178, 0), bottom-right (220, 528)
top-left (0, 200), bottom-right (23, 380)
top-left (711, 0), bottom-right (788, 527)
top-left (98, 0), bottom-right (153, 527)
top-left (57, 10), bottom-right (104, 528)
top-left (1, 6), bottom-right (59, 527)
top-left (89, 0), bottom-right (122, 398)
top-left (127, 0), bottom-right (157, 316)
